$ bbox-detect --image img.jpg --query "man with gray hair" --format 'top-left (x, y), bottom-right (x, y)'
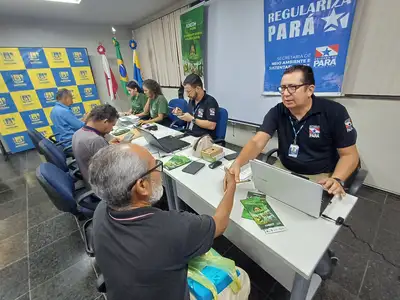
top-left (50, 88), bottom-right (86, 147)
top-left (89, 143), bottom-right (237, 300)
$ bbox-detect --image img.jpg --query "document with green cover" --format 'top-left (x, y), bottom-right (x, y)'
top-left (164, 155), bottom-right (191, 171)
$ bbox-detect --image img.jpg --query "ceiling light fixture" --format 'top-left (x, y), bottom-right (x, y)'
top-left (44, 0), bottom-right (82, 4)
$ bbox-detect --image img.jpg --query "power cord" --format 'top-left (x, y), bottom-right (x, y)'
top-left (321, 214), bottom-right (400, 270)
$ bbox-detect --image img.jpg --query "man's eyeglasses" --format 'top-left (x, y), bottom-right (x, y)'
top-left (277, 84), bottom-right (308, 94)
top-left (127, 159), bottom-right (163, 193)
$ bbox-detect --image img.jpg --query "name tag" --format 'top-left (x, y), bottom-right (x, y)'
top-left (288, 144), bottom-right (299, 158)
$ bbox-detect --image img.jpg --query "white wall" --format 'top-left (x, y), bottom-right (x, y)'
top-left (0, 17), bottom-right (133, 112)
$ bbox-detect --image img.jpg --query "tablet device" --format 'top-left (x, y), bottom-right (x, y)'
top-left (182, 161), bottom-right (205, 175)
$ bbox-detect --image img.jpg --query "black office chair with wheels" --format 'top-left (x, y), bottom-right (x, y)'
top-left (263, 148), bottom-right (368, 196)
top-left (27, 129), bottom-right (72, 156)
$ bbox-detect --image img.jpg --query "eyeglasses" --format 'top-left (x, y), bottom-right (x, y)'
top-left (277, 84), bottom-right (308, 94)
top-left (127, 159), bottom-right (163, 193)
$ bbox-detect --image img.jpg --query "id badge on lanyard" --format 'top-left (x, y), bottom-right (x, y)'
top-left (288, 117), bottom-right (305, 158)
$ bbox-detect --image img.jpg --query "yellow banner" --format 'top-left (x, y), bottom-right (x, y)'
top-left (37, 125), bottom-right (54, 138)
top-left (27, 68), bottom-right (56, 89)
top-left (0, 112), bottom-right (27, 135)
top-left (44, 48), bottom-right (70, 68)
top-left (83, 100), bottom-right (101, 113)
top-left (0, 48), bottom-right (25, 71)
top-left (72, 66), bottom-right (94, 85)
top-left (11, 90), bottom-right (42, 112)
top-left (64, 85), bottom-right (82, 103)
top-left (43, 107), bottom-right (54, 125)
top-left (0, 73), bottom-right (8, 93)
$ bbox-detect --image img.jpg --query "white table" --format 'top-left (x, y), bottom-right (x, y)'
top-left (131, 124), bottom-right (358, 300)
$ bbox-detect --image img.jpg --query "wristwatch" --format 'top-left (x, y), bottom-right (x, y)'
top-left (333, 177), bottom-right (345, 187)
top-left (191, 118), bottom-right (196, 125)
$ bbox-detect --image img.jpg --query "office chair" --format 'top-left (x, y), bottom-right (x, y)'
top-left (36, 162), bottom-right (100, 218)
top-left (263, 149), bottom-right (368, 196)
top-left (38, 138), bottom-right (82, 181)
top-left (169, 98), bottom-right (189, 130)
top-left (28, 129), bottom-right (72, 156)
top-left (213, 107), bottom-right (228, 146)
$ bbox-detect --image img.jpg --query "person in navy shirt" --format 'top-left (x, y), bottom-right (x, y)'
top-left (225, 65), bottom-right (359, 198)
top-left (50, 89), bottom-right (85, 147)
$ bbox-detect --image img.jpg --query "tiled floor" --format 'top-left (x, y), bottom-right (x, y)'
top-left (1, 149), bottom-right (400, 300)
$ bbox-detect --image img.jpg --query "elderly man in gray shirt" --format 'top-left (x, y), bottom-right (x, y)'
top-left (72, 104), bottom-right (119, 183)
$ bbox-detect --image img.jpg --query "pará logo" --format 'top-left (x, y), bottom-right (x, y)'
top-left (13, 136), bottom-right (27, 147)
top-left (71, 106), bottom-right (81, 115)
top-left (3, 117), bottom-right (16, 127)
top-left (79, 70), bottom-right (88, 79)
top-left (44, 92), bottom-right (55, 101)
top-left (37, 73), bottom-right (48, 82)
top-left (29, 113), bottom-right (41, 123)
top-left (2, 52), bottom-right (14, 61)
top-left (73, 52), bottom-right (83, 62)
top-left (29, 52), bottom-right (40, 61)
top-left (0, 97), bottom-right (6, 107)
top-left (11, 74), bottom-right (24, 84)
top-left (21, 95), bottom-right (32, 104)
top-left (52, 52), bottom-right (62, 60)
top-left (90, 104), bottom-right (98, 110)
top-left (59, 71), bottom-right (70, 80)
top-left (84, 87), bottom-right (93, 96)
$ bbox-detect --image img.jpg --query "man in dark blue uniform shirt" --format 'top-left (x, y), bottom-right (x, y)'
top-left (225, 65), bottom-right (359, 197)
top-left (173, 74), bottom-right (219, 139)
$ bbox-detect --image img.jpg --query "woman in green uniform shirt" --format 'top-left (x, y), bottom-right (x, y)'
top-left (139, 79), bottom-right (171, 126)
top-left (123, 81), bottom-right (147, 116)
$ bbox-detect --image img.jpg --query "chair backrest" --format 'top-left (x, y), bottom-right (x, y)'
top-left (168, 98), bottom-right (189, 127)
top-left (38, 139), bottom-right (68, 172)
top-left (215, 107), bottom-right (228, 140)
top-left (28, 129), bottom-right (45, 154)
top-left (36, 162), bottom-right (78, 214)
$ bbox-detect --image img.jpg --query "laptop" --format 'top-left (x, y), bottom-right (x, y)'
top-left (136, 127), bottom-right (190, 153)
top-left (250, 160), bottom-right (332, 218)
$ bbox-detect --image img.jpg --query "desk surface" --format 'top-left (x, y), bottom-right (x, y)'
top-left (131, 125), bottom-right (358, 279)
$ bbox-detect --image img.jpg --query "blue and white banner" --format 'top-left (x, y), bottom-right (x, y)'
top-left (264, 0), bottom-right (357, 94)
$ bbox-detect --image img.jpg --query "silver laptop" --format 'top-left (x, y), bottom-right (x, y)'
top-left (250, 160), bottom-right (332, 218)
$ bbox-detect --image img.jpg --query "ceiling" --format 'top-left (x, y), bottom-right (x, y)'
top-left (0, 0), bottom-right (186, 26)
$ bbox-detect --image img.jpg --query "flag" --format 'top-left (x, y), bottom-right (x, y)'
top-left (112, 37), bottom-right (129, 95)
top-left (130, 39), bottom-right (143, 88)
top-left (97, 45), bottom-right (118, 101)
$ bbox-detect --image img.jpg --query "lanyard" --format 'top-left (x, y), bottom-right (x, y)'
top-left (289, 117), bottom-right (306, 145)
top-left (192, 101), bottom-right (202, 116)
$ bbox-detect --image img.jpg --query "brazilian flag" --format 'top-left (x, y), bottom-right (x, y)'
top-left (112, 37), bottom-right (129, 95)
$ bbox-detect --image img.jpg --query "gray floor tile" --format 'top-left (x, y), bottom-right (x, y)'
top-left (0, 196), bottom-right (26, 220)
top-left (24, 170), bottom-right (40, 188)
top-left (212, 235), bottom-right (233, 255)
top-left (26, 150), bottom-right (45, 171)
top-left (0, 231), bottom-right (27, 269)
top-left (1, 205), bottom-right (28, 236)
top-left (356, 185), bottom-right (386, 204)
top-left (249, 283), bottom-right (269, 300)
top-left (268, 282), bottom-right (290, 300)
top-left (30, 257), bottom-right (100, 300)
top-left (15, 293), bottom-right (30, 300)
top-left (0, 184), bottom-right (26, 205)
top-left (29, 213), bottom-right (78, 253)
top-left (29, 230), bottom-right (86, 289)
top-left (379, 206), bottom-right (400, 234)
top-left (373, 229), bottom-right (400, 266)
top-left (28, 189), bottom-right (52, 208)
top-left (330, 241), bottom-right (370, 295)
top-left (28, 199), bottom-right (63, 228)
top-left (0, 176), bottom-right (27, 193)
top-left (314, 280), bottom-right (358, 300)
top-left (335, 199), bottom-right (382, 251)
top-left (384, 193), bottom-right (400, 212)
top-left (359, 254), bottom-right (400, 300)
top-left (0, 257), bottom-right (29, 300)
top-left (0, 210), bottom-right (27, 241)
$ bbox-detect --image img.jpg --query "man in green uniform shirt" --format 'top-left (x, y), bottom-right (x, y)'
top-left (139, 79), bottom-right (170, 127)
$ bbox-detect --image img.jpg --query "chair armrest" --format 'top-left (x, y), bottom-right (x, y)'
top-left (70, 169), bottom-right (83, 181)
top-left (67, 158), bottom-right (77, 168)
top-left (82, 219), bottom-right (95, 257)
top-left (75, 190), bottom-right (101, 211)
top-left (55, 139), bottom-right (72, 147)
top-left (97, 274), bottom-right (107, 293)
top-left (213, 139), bottom-right (226, 147)
top-left (263, 148), bottom-right (279, 163)
top-left (48, 133), bottom-right (59, 143)
top-left (348, 169), bottom-right (368, 196)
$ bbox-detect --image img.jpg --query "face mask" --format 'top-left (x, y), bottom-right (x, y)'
top-left (149, 180), bottom-right (163, 205)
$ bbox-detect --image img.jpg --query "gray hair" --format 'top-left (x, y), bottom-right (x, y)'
top-left (88, 144), bottom-right (149, 209)
top-left (56, 88), bottom-right (72, 101)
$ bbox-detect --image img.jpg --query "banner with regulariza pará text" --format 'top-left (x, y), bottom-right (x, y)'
top-left (0, 47), bottom-right (101, 153)
top-left (264, 0), bottom-right (357, 95)
top-left (181, 6), bottom-right (205, 81)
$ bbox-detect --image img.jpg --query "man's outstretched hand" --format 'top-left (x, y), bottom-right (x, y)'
top-left (318, 177), bottom-right (346, 198)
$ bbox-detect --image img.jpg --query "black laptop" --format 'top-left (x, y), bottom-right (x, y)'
top-left (136, 127), bottom-right (190, 153)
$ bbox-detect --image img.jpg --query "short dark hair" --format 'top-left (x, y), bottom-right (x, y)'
top-left (143, 79), bottom-right (162, 97)
top-left (283, 65), bottom-right (315, 85)
top-left (87, 104), bottom-right (119, 122)
top-left (56, 88), bottom-right (72, 101)
top-left (183, 73), bottom-right (203, 89)
top-left (126, 81), bottom-right (143, 93)
top-left (178, 85), bottom-right (184, 99)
